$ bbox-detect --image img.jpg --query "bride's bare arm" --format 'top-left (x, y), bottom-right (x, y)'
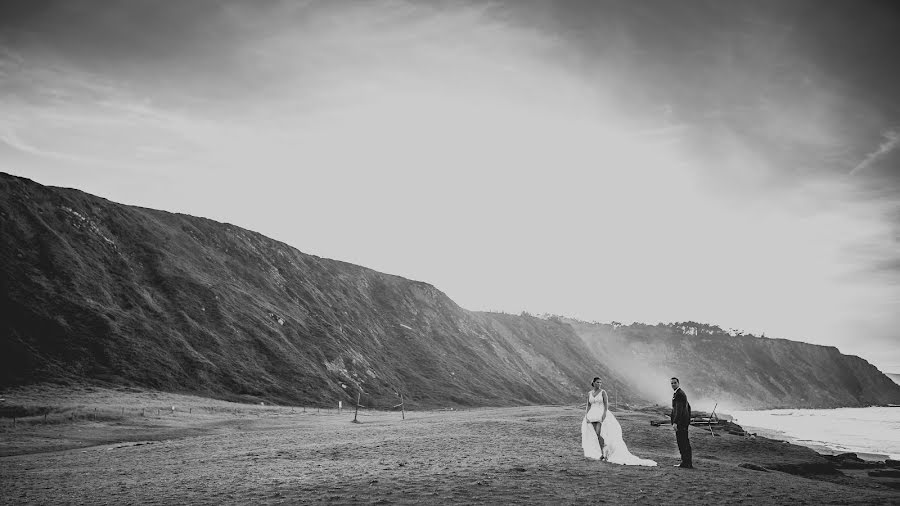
top-left (601, 390), bottom-right (609, 422)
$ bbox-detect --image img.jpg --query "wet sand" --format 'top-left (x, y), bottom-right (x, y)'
top-left (1, 387), bottom-right (898, 505)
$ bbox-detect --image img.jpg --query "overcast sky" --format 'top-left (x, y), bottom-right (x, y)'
top-left (2, 0), bottom-right (899, 372)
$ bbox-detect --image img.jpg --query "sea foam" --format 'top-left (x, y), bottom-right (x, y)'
top-left (731, 406), bottom-right (900, 460)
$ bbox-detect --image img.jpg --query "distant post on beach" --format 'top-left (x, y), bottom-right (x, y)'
top-left (353, 392), bottom-right (361, 423)
top-left (339, 400), bottom-right (342, 414)
top-left (393, 393), bottom-right (405, 420)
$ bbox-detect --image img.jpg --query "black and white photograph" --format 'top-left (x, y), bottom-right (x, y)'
top-left (2, 1), bottom-right (900, 504)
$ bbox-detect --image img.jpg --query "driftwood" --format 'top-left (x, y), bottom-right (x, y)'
top-left (651, 416), bottom-right (747, 436)
top-left (868, 469), bottom-right (900, 478)
top-left (651, 417), bottom-right (720, 426)
top-left (707, 403), bottom-right (719, 435)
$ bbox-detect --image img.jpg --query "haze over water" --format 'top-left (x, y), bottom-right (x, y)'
top-left (731, 407), bottom-right (900, 460)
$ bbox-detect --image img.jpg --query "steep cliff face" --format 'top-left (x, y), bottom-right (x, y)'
top-left (4, 172), bottom-right (898, 410)
top-left (567, 319), bottom-right (900, 409)
top-left (0, 173), bottom-right (609, 407)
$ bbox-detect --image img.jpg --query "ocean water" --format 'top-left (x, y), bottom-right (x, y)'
top-left (730, 407), bottom-right (900, 460)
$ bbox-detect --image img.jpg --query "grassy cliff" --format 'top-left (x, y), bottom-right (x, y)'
top-left (0, 173), bottom-right (608, 407)
top-left (3, 172), bottom-right (898, 409)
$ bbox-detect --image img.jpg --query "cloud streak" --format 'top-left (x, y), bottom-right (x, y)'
top-left (850, 129), bottom-right (900, 175)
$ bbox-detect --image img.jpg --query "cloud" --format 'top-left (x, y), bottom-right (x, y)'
top-left (850, 129), bottom-right (900, 175)
top-left (3, 0), bottom-right (900, 373)
top-left (0, 120), bottom-right (116, 168)
top-left (0, 124), bottom-right (150, 173)
top-left (0, 125), bottom-right (44, 156)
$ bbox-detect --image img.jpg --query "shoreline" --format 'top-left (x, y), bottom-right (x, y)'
top-left (726, 406), bottom-right (899, 462)
top-left (737, 424), bottom-right (893, 462)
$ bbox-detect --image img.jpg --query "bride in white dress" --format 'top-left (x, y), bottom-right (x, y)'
top-left (581, 377), bottom-right (657, 466)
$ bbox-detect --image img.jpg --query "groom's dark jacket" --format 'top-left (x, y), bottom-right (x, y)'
top-left (670, 388), bottom-right (691, 428)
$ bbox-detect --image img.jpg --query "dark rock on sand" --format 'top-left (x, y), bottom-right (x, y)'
top-left (823, 453), bottom-right (883, 469)
top-left (764, 462), bottom-right (842, 476)
top-left (868, 469), bottom-right (900, 478)
top-left (738, 463), bottom-right (769, 472)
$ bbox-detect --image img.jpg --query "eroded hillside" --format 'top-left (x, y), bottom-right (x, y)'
top-left (0, 173), bottom-right (614, 407)
top-left (3, 172), bottom-right (898, 410)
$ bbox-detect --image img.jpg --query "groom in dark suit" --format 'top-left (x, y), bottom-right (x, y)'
top-left (670, 377), bottom-right (693, 468)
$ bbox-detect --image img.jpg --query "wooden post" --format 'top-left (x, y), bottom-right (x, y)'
top-left (353, 392), bottom-right (361, 423)
top-left (142, 408), bottom-right (145, 417)
top-left (189, 408), bottom-right (192, 414)
top-left (392, 397), bottom-right (405, 419)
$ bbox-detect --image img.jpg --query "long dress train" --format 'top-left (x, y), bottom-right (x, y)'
top-left (581, 410), bottom-right (657, 466)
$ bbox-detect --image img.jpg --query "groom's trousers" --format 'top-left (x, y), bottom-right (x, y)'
top-left (676, 425), bottom-right (692, 466)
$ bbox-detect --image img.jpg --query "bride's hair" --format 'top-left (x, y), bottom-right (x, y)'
top-left (591, 377), bottom-right (600, 385)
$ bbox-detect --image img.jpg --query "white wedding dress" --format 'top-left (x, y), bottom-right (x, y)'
top-left (581, 390), bottom-right (657, 466)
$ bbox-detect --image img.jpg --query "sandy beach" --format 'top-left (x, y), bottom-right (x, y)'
top-left (1, 386), bottom-right (898, 505)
